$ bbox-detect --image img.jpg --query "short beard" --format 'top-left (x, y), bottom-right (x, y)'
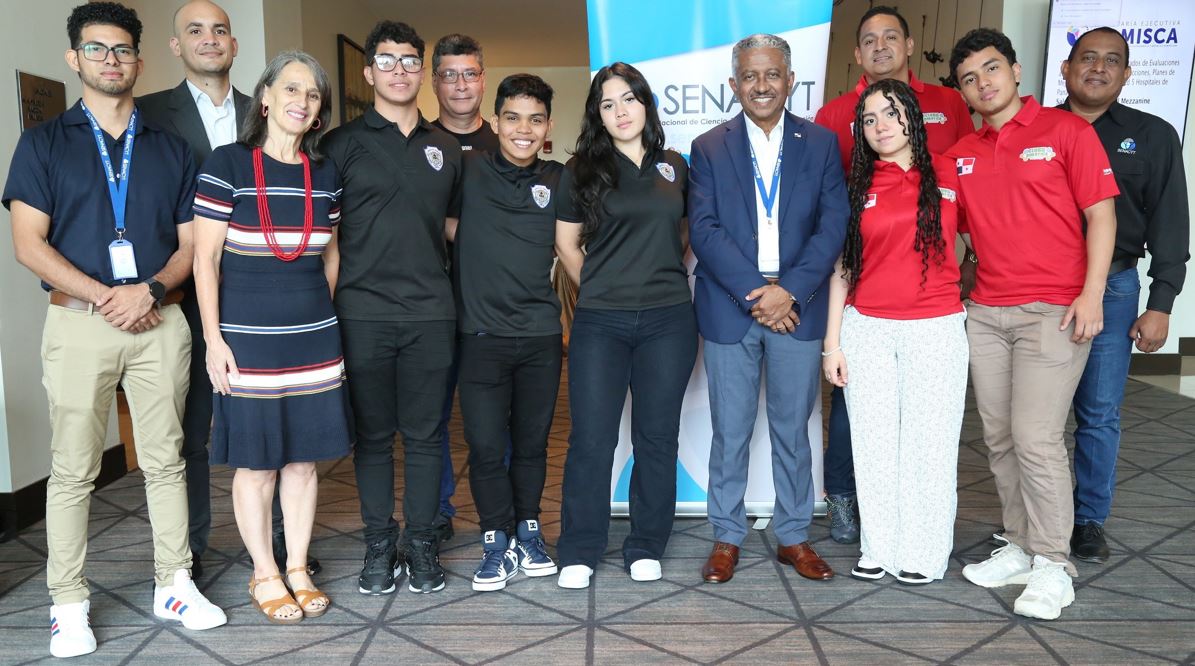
top-left (83, 70), bottom-right (135, 96)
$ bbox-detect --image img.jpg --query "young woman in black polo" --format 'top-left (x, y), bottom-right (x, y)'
top-left (554, 62), bottom-right (697, 589)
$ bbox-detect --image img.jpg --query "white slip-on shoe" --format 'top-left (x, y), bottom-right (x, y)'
top-left (962, 534), bottom-right (1033, 588)
top-left (1013, 555), bottom-right (1075, 620)
top-left (49, 600), bottom-right (96, 659)
top-left (850, 556), bottom-right (887, 581)
top-left (154, 569), bottom-right (228, 630)
top-left (629, 559), bottom-right (662, 582)
top-left (557, 564), bottom-right (594, 589)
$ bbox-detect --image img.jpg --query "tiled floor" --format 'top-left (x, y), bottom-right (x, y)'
top-left (2, 374), bottom-right (1194, 664)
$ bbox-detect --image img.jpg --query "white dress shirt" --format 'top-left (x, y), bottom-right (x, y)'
top-left (186, 79), bottom-right (238, 150)
top-left (744, 116), bottom-right (783, 276)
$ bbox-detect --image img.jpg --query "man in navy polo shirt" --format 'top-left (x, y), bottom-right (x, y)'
top-left (3, 2), bottom-right (225, 658)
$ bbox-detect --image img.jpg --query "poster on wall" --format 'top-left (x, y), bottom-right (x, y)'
top-left (586, 0), bottom-right (833, 516)
top-left (1042, 0), bottom-right (1195, 140)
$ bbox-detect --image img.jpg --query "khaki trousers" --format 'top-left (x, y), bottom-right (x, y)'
top-left (41, 302), bottom-right (192, 603)
top-left (966, 302), bottom-right (1090, 576)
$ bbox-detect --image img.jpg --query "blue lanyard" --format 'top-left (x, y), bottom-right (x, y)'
top-left (748, 137), bottom-right (783, 221)
top-left (81, 103), bottom-right (137, 239)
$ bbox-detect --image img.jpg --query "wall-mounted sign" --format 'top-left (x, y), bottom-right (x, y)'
top-left (16, 71), bottom-right (66, 131)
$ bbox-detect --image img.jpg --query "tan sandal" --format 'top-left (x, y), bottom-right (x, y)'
top-left (286, 566), bottom-right (330, 618)
top-left (248, 574), bottom-right (303, 624)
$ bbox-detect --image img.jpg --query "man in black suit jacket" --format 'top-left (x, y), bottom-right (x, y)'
top-left (136, 0), bottom-right (255, 581)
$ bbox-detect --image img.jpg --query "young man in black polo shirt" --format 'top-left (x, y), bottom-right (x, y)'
top-left (3, 3), bottom-right (226, 657)
top-left (449, 74), bottom-right (563, 591)
top-left (1059, 27), bottom-right (1189, 562)
top-left (323, 20), bottom-right (462, 595)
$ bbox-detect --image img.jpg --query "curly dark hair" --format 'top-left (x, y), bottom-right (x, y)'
top-left (364, 20), bottom-right (424, 60)
top-left (571, 62), bottom-right (665, 247)
top-left (68, 2), bottom-right (142, 49)
top-left (843, 79), bottom-right (945, 291)
top-left (949, 28), bottom-right (1017, 86)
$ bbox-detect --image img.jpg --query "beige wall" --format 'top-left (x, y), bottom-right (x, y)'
top-left (0, 1), bottom-right (95, 493)
top-left (299, 0), bottom-right (381, 127)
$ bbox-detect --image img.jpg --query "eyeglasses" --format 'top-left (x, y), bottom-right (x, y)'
top-left (436, 69), bottom-right (482, 84)
top-left (77, 42), bottom-right (140, 64)
top-left (373, 54), bottom-right (423, 73)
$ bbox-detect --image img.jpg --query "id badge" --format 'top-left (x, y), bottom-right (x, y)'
top-left (108, 239), bottom-right (139, 280)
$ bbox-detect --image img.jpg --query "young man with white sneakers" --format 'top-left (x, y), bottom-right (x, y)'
top-left (447, 74), bottom-right (564, 591)
top-left (3, 2), bottom-right (226, 657)
top-left (945, 28), bottom-right (1118, 620)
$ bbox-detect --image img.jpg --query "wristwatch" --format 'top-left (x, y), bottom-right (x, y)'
top-left (145, 278), bottom-right (166, 303)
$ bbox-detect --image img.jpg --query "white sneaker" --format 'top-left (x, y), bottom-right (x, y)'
top-left (962, 534), bottom-right (1033, 588)
top-left (1013, 555), bottom-right (1075, 620)
top-left (557, 564), bottom-right (594, 589)
top-left (49, 600), bottom-right (96, 659)
top-left (154, 569), bottom-right (227, 630)
top-left (629, 559), bottom-right (662, 582)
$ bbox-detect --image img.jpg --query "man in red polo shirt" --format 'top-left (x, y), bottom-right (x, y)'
top-left (812, 4), bottom-right (975, 546)
top-left (945, 28), bottom-right (1118, 621)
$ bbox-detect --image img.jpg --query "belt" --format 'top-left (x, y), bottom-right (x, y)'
top-left (49, 288), bottom-right (183, 312)
top-left (1108, 257), bottom-right (1138, 275)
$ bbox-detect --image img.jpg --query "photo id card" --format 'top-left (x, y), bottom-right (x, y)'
top-left (108, 239), bottom-right (138, 280)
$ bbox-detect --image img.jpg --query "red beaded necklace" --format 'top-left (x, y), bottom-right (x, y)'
top-left (252, 146), bottom-right (313, 262)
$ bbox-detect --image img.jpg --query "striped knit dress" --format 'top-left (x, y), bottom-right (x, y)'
top-left (194, 143), bottom-right (352, 470)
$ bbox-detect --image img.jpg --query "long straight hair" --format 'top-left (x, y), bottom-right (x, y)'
top-left (239, 50), bottom-right (333, 161)
top-left (842, 79), bottom-right (945, 289)
top-left (571, 62), bottom-right (666, 247)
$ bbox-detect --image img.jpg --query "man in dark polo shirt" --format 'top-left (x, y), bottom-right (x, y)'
top-left (323, 19), bottom-right (462, 596)
top-left (946, 28), bottom-right (1119, 620)
top-left (1058, 27), bottom-right (1189, 563)
top-left (812, 4), bottom-right (976, 545)
top-left (427, 32), bottom-right (498, 545)
top-left (449, 74), bottom-right (563, 592)
top-left (2, 3), bottom-right (226, 658)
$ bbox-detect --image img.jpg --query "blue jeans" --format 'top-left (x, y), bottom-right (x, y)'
top-left (556, 303), bottom-right (698, 569)
top-left (823, 386), bottom-right (855, 497)
top-left (1071, 267), bottom-right (1140, 526)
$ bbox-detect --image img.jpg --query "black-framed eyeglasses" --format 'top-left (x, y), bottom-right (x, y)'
top-left (77, 42), bottom-right (139, 64)
top-left (435, 69), bottom-right (482, 84)
top-left (373, 54), bottom-right (423, 73)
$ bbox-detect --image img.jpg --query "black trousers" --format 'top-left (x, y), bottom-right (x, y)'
top-left (341, 318), bottom-right (455, 544)
top-left (459, 333), bottom-right (562, 535)
top-left (823, 386), bottom-right (856, 497)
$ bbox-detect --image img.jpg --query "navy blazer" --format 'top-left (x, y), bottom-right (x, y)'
top-left (688, 111), bottom-right (848, 344)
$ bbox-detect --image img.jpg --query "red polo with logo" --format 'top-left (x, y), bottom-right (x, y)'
top-left (944, 96), bottom-right (1120, 307)
top-left (850, 154), bottom-right (964, 319)
top-left (815, 70), bottom-right (975, 169)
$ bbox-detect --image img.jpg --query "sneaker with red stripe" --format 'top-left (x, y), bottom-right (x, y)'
top-left (49, 599), bottom-right (96, 658)
top-left (153, 569), bottom-right (227, 630)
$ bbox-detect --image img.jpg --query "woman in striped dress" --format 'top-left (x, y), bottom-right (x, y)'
top-left (193, 51), bottom-right (351, 624)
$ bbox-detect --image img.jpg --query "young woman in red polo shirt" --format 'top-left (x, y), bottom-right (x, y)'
top-left (822, 78), bottom-right (967, 585)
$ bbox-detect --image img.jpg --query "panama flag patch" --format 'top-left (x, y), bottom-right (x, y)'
top-left (956, 157), bottom-right (975, 176)
top-left (864, 193), bottom-right (877, 209)
top-left (531, 184), bottom-right (551, 209)
top-left (424, 146), bottom-right (444, 171)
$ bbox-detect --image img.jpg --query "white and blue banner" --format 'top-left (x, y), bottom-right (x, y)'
top-left (588, 0), bottom-right (833, 516)
top-left (1042, 0), bottom-right (1195, 140)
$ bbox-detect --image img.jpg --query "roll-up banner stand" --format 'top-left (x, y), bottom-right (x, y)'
top-left (586, 0), bottom-right (834, 517)
top-left (1042, 0), bottom-right (1195, 141)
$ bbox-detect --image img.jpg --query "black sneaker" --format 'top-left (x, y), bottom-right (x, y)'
top-left (1070, 523), bottom-right (1110, 563)
top-left (274, 532), bottom-right (323, 576)
top-left (358, 538), bottom-right (402, 595)
top-left (405, 537), bottom-right (447, 594)
top-left (432, 513), bottom-right (455, 544)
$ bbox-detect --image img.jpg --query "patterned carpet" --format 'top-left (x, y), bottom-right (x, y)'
top-left (1, 375), bottom-right (1194, 665)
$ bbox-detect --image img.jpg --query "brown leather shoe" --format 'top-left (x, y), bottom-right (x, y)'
top-left (701, 542), bottom-right (740, 583)
top-left (776, 542), bottom-right (834, 580)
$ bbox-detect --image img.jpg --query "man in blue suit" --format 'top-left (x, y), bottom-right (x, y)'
top-left (689, 33), bottom-right (848, 584)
